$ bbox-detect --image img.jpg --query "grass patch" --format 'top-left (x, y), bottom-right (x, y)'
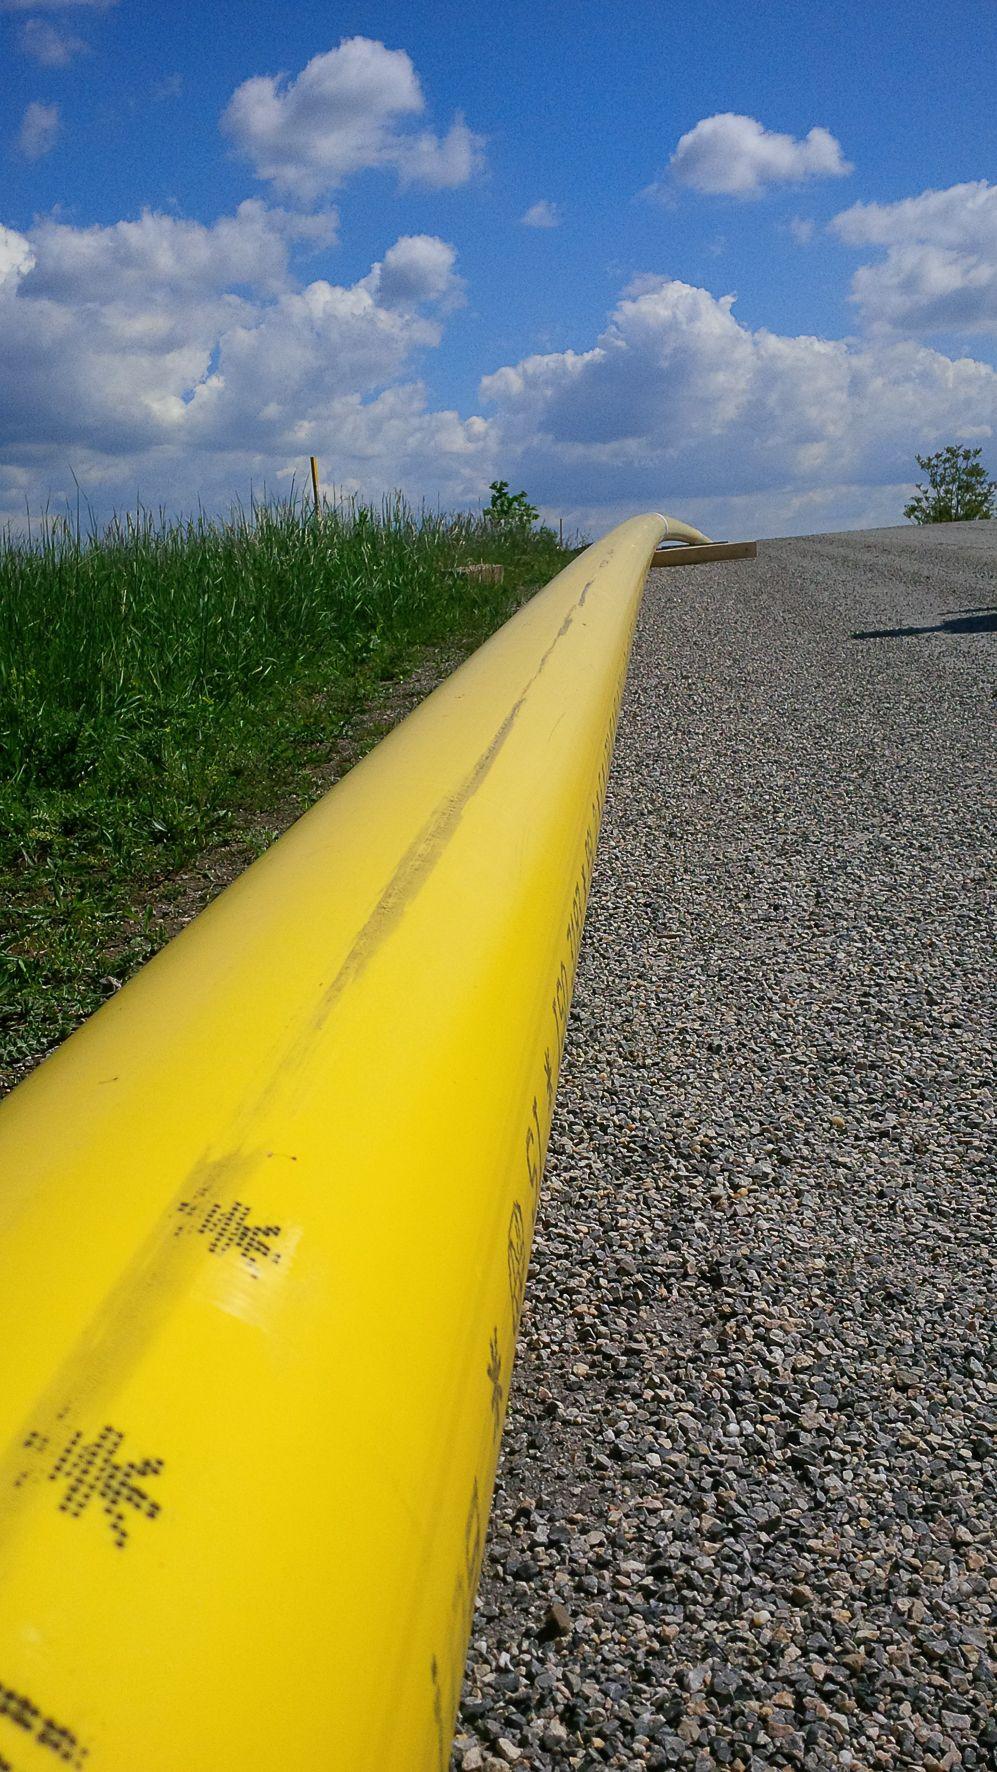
top-left (1, 496), bottom-right (576, 1090)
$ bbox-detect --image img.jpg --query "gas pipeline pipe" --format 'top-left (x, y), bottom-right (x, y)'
top-left (0, 514), bottom-right (667, 1771)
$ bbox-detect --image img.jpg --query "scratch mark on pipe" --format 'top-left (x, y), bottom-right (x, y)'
top-left (291, 577), bottom-right (598, 1054)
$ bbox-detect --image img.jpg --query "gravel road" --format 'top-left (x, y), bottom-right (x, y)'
top-left (451, 524), bottom-right (996, 1772)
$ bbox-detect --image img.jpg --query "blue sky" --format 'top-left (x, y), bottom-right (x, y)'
top-left (2, 0), bottom-right (996, 536)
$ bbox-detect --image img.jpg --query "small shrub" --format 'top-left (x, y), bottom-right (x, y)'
top-left (904, 446), bottom-right (996, 524)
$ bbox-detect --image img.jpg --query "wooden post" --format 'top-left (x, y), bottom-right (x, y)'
top-left (310, 456), bottom-right (321, 518)
top-left (559, 517), bottom-right (564, 547)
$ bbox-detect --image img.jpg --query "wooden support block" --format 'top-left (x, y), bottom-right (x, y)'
top-left (651, 540), bottom-right (757, 567)
top-left (455, 562), bottom-right (505, 583)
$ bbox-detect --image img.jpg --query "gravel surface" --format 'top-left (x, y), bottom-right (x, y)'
top-left (451, 524), bottom-right (996, 1772)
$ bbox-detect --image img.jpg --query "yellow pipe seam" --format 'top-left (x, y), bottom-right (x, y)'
top-left (0, 512), bottom-right (665, 1771)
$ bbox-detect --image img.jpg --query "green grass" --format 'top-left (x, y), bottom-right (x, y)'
top-left (1, 495), bottom-right (576, 1088)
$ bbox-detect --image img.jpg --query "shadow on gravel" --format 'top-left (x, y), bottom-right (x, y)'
top-left (852, 607), bottom-right (997, 640)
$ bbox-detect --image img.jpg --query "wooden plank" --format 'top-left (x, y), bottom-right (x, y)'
top-left (455, 562), bottom-right (505, 583)
top-left (651, 540), bottom-right (757, 567)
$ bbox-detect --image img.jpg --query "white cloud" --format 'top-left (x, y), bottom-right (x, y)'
top-left (788, 216), bottom-right (815, 246)
top-left (221, 37), bottom-right (484, 202)
top-left (479, 276), bottom-right (995, 529)
top-left (3, 189), bottom-right (995, 544)
top-left (360, 234), bottom-right (463, 310)
top-left (398, 117), bottom-right (481, 191)
top-left (18, 17), bottom-right (87, 61)
top-left (0, 202), bottom-right (488, 523)
top-left (521, 200), bottom-right (560, 229)
top-left (664, 112), bottom-right (851, 198)
top-left (832, 180), bottom-right (997, 335)
top-left (17, 100), bottom-right (60, 159)
top-left (24, 200), bottom-right (336, 302)
top-left (0, 224), bottom-right (35, 286)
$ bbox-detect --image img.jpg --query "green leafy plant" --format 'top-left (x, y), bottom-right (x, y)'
top-left (485, 480), bottom-right (540, 528)
top-left (904, 446), bottom-right (996, 524)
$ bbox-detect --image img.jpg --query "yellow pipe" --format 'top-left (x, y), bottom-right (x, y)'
top-left (657, 515), bottom-right (713, 547)
top-left (0, 513), bottom-right (665, 1772)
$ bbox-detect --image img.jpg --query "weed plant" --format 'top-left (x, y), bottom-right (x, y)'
top-left (1, 494), bottom-right (575, 1083)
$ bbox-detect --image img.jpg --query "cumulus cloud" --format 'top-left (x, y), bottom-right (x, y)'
top-left (0, 223), bottom-right (35, 285)
top-left (18, 17), bottom-right (87, 61)
top-left (360, 234), bottom-right (463, 310)
top-left (0, 202), bottom-right (488, 522)
top-left (479, 276), bottom-right (995, 523)
top-left (832, 180), bottom-right (997, 335)
top-left (664, 113), bottom-right (851, 198)
top-left (17, 99), bottom-right (60, 158)
top-left (221, 37), bottom-right (484, 202)
top-left (521, 200), bottom-right (560, 229)
top-left (788, 216), bottom-right (815, 246)
top-left (24, 200), bottom-right (336, 302)
top-left (2, 187), bottom-right (995, 542)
